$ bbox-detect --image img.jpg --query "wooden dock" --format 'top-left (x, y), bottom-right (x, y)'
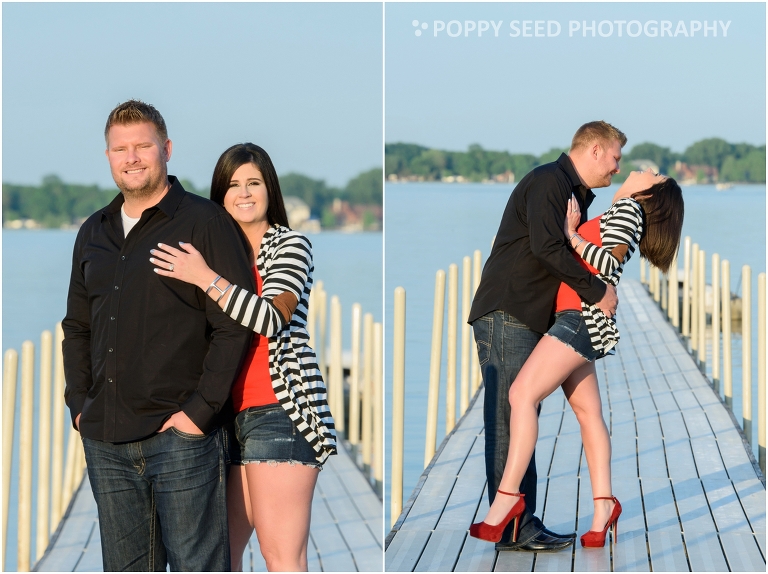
top-left (386, 279), bottom-right (766, 572)
top-left (35, 440), bottom-right (383, 572)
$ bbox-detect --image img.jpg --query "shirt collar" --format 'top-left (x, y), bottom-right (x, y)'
top-left (557, 153), bottom-right (596, 208)
top-left (103, 175), bottom-right (186, 218)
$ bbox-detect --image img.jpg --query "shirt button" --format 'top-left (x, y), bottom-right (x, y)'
top-left (110, 316), bottom-right (115, 321)
top-left (121, 256), bottom-right (126, 261)
top-left (108, 348), bottom-right (113, 353)
top-left (114, 286), bottom-right (119, 290)
top-left (108, 378), bottom-right (113, 383)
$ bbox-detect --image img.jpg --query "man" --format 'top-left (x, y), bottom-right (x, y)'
top-left (63, 100), bottom-right (255, 571)
top-left (468, 121), bottom-right (625, 552)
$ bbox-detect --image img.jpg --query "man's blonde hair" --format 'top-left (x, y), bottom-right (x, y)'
top-left (104, 99), bottom-right (168, 144)
top-left (570, 121), bottom-right (627, 152)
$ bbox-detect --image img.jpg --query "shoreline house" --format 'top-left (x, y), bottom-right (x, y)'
top-left (673, 160), bottom-right (719, 185)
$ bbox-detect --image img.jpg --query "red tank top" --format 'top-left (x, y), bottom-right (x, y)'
top-left (231, 268), bottom-right (279, 412)
top-left (555, 215), bottom-right (602, 312)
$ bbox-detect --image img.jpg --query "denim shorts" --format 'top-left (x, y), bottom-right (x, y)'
top-left (545, 310), bottom-right (601, 362)
top-left (230, 404), bottom-right (321, 469)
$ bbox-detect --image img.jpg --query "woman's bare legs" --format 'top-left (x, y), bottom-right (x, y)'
top-left (480, 335), bottom-right (587, 526)
top-left (228, 466), bottom-right (255, 571)
top-left (246, 462), bottom-right (319, 572)
top-left (228, 462), bottom-right (319, 571)
top-left (561, 363), bottom-right (615, 531)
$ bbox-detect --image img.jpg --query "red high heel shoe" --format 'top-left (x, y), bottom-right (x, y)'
top-left (580, 496), bottom-right (622, 547)
top-left (469, 490), bottom-right (526, 543)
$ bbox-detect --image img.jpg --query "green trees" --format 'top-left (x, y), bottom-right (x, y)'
top-left (624, 143), bottom-right (680, 174)
top-left (385, 143), bottom-right (541, 182)
top-left (3, 176), bottom-right (116, 228)
top-left (3, 168), bottom-right (383, 229)
top-left (680, 138), bottom-right (766, 182)
top-left (719, 149), bottom-right (766, 183)
top-left (344, 168), bottom-right (383, 205)
top-left (385, 139), bottom-right (766, 184)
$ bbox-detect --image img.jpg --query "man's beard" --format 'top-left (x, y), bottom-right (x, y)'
top-left (117, 168), bottom-right (168, 200)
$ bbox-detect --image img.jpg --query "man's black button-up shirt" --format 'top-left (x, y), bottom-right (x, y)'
top-left (468, 154), bottom-right (607, 334)
top-left (63, 177), bottom-right (256, 443)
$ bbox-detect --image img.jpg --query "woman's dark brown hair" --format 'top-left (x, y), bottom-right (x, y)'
top-left (632, 177), bottom-right (684, 273)
top-left (210, 143), bottom-right (290, 228)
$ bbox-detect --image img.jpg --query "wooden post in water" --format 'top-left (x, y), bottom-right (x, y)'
top-left (712, 254), bottom-right (721, 393)
top-left (652, 265), bottom-right (661, 303)
top-left (640, 257), bottom-right (646, 285)
top-left (690, 243), bottom-right (700, 354)
top-left (661, 269), bottom-right (668, 312)
top-left (647, 264), bottom-right (653, 295)
top-left (61, 425), bottom-right (79, 520)
top-left (307, 286), bottom-right (317, 350)
top-left (669, 252), bottom-right (679, 328)
top-left (348, 304), bottom-right (362, 449)
top-left (329, 296), bottom-right (344, 438)
top-left (51, 324), bottom-right (66, 529)
top-left (3, 349), bottom-right (18, 561)
top-left (361, 313), bottom-right (374, 476)
top-left (74, 439), bottom-right (86, 493)
top-left (317, 284), bottom-right (327, 378)
top-left (758, 273), bottom-right (766, 474)
top-left (722, 260), bottom-right (733, 409)
top-left (36, 331), bottom-right (53, 561)
top-left (742, 265), bottom-right (752, 444)
top-left (682, 237), bottom-right (691, 337)
top-left (391, 288), bottom-right (406, 525)
top-left (471, 250), bottom-right (482, 394)
top-left (373, 322), bottom-right (383, 496)
top-left (460, 256), bottom-right (471, 416)
top-left (446, 264), bottom-right (458, 434)
top-left (698, 250), bottom-right (707, 370)
top-left (18, 341), bottom-right (34, 572)
top-left (425, 270), bottom-right (446, 467)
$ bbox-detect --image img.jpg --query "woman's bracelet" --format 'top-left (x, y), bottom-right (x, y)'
top-left (572, 236), bottom-right (585, 250)
top-left (215, 283), bottom-right (234, 303)
top-left (205, 275), bottom-right (224, 295)
top-left (569, 232), bottom-right (579, 241)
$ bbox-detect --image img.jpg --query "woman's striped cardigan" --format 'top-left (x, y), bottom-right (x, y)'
top-left (224, 225), bottom-right (336, 464)
top-left (578, 197), bottom-right (645, 357)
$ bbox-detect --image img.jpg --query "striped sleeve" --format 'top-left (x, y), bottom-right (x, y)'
top-left (223, 286), bottom-right (286, 337)
top-left (222, 232), bottom-right (312, 337)
top-left (580, 199), bottom-right (643, 275)
top-left (580, 241), bottom-right (621, 276)
top-left (260, 232), bottom-right (312, 301)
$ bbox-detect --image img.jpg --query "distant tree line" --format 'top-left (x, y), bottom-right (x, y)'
top-left (386, 138), bottom-right (766, 184)
top-left (2, 168), bottom-right (382, 229)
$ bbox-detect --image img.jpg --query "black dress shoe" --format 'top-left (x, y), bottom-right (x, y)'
top-left (495, 530), bottom-right (575, 553)
top-left (542, 526), bottom-right (577, 539)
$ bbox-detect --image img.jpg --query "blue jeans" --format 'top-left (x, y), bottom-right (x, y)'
top-left (473, 310), bottom-right (545, 545)
top-left (82, 427), bottom-right (229, 571)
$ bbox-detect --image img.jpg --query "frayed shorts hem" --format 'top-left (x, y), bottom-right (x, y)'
top-left (234, 459), bottom-right (323, 470)
top-left (543, 332), bottom-right (595, 362)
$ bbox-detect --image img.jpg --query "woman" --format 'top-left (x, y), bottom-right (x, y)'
top-left (470, 169), bottom-right (683, 547)
top-left (150, 143), bottom-right (336, 571)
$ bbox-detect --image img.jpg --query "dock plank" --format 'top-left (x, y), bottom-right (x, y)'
top-left (682, 530), bottom-right (728, 571)
top-left (646, 529), bottom-right (688, 571)
top-left (718, 531), bottom-right (766, 571)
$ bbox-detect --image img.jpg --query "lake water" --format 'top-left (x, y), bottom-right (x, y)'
top-left (384, 182), bottom-right (766, 528)
top-left (1, 228), bottom-right (382, 570)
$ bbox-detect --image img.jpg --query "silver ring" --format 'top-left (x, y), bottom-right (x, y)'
top-left (169, 263), bottom-right (174, 272)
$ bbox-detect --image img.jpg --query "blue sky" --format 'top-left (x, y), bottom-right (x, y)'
top-left (386, 2), bottom-right (766, 155)
top-left (2, 3), bottom-right (383, 189)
